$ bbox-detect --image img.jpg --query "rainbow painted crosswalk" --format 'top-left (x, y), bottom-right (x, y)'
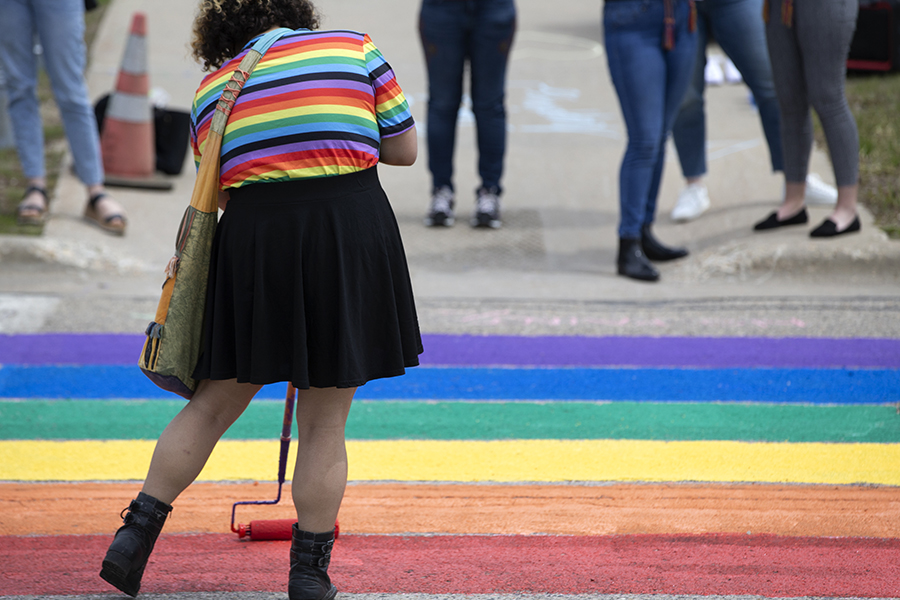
top-left (1, 333), bottom-right (899, 597)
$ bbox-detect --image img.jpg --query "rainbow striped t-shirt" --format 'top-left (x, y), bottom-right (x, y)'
top-left (190, 29), bottom-right (415, 189)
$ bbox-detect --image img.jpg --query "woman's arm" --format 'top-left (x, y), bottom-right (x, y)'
top-left (379, 125), bottom-right (417, 166)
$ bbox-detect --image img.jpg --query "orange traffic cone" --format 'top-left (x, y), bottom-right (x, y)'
top-left (100, 12), bottom-right (172, 190)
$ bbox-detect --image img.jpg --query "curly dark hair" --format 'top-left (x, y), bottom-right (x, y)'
top-left (192, 0), bottom-right (320, 71)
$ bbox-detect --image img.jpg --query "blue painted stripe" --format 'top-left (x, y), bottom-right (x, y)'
top-left (0, 365), bottom-right (896, 404)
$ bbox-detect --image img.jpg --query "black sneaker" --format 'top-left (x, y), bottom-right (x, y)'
top-left (424, 186), bottom-right (455, 227)
top-left (471, 187), bottom-right (501, 228)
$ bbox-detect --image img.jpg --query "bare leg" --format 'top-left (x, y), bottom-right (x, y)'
top-left (829, 184), bottom-right (859, 230)
top-left (142, 379), bottom-right (262, 504)
top-left (777, 180), bottom-right (807, 220)
top-left (291, 386), bottom-right (356, 533)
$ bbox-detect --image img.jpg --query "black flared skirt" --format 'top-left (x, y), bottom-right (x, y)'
top-left (193, 167), bottom-right (422, 389)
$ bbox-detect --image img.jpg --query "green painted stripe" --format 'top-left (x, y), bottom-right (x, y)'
top-left (2, 400), bottom-right (899, 443)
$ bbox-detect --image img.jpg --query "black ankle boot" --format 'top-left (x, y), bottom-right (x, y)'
top-left (99, 492), bottom-right (172, 597)
top-left (640, 224), bottom-right (689, 262)
top-left (617, 237), bottom-right (659, 282)
top-left (289, 524), bottom-right (337, 600)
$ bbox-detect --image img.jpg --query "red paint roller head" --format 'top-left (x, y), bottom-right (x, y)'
top-left (237, 519), bottom-right (340, 541)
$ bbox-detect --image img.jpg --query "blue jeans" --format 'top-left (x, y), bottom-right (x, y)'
top-left (0, 0), bottom-right (103, 185)
top-left (418, 0), bottom-right (516, 193)
top-left (604, 0), bottom-right (697, 239)
top-left (672, 0), bottom-right (783, 179)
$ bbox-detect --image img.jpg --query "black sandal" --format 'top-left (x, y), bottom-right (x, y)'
top-left (83, 192), bottom-right (127, 235)
top-left (16, 186), bottom-right (49, 226)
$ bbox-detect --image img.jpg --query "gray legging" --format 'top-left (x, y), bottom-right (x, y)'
top-left (765, 0), bottom-right (859, 187)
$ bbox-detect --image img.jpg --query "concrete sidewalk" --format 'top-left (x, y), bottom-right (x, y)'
top-left (0, 0), bottom-right (898, 336)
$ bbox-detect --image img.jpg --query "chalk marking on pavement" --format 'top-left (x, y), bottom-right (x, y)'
top-left (707, 138), bottom-right (763, 161)
top-left (0, 295), bottom-right (59, 334)
top-left (512, 31), bottom-right (604, 61)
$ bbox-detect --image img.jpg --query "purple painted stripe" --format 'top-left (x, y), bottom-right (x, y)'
top-left (0, 334), bottom-right (898, 368)
top-left (0, 334), bottom-right (144, 366)
top-left (419, 334), bottom-right (900, 368)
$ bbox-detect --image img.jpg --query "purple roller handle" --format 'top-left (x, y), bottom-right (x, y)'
top-left (231, 384), bottom-right (296, 534)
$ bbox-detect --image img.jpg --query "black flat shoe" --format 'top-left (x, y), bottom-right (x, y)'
top-left (810, 215), bottom-right (860, 238)
top-left (753, 207), bottom-right (808, 231)
top-left (641, 224), bottom-right (688, 262)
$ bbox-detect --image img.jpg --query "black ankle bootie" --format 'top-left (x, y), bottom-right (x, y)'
top-left (641, 224), bottom-right (689, 261)
top-left (289, 524), bottom-right (337, 600)
top-left (99, 492), bottom-right (172, 597)
top-left (617, 237), bottom-right (659, 282)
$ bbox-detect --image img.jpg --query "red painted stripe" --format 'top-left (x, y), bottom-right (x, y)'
top-left (2, 534), bottom-right (898, 597)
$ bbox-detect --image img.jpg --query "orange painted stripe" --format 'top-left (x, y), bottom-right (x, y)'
top-left (4, 482), bottom-right (898, 538)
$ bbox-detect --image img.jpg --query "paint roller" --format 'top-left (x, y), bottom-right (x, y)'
top-left (231, 383), bottom-right (339, 541)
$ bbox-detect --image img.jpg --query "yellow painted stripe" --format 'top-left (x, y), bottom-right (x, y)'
top-left (1, 440), bottom-right (898, 485)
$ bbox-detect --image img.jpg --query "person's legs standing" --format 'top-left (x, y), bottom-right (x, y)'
top-left (0, 0), bottom-right (49, 219)
top-left (34, 0), bottom-right (103, 188)
top-left (469, 0), bottom-right (515, 191)
top-left (604, 0), bottom-right (670, 281)
top-left (605, 2), bottom-right (669, 241)
top-left (288, 386), bottom-right (355, 600)
top-left (794, 0), bottom-right (859, 233)
top-left (0, 0), bottom-right (42, 178)
top-left (38, 0), bottom-right (125, 232)
top-left (101, 378), bottom-right (261, 596)
top-left (420, 0), bottom-right (467, 225)
top-left (468, 0), bottom-right (515, 227)
top-left (672, 6), bottom-right (710, 183)
top-left (0, 0), bottom-right (125, 228)
top-left (291, 386), bottom-right (355, 533)
top-left (712, 0), bottom-right (784, 173)
top-left (763, 0), bottom-right (811, 223)
top-left (670, 5), bottom-right (711, 221)
top-left (644, 0), bottom-right (697, 230)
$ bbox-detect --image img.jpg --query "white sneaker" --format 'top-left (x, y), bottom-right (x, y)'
top-left (424, 186), bottom-right (456, 226)
top-left (671, 183), bottom-right (711, 222)
top-left (723, 58), bottom-right (742, 84)
top-left (471, 187), bottom-right (502, 228)
top-left (804, 173), bottom-right (838, 205)
top-left (705, 57), bottom-right (725, 86)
